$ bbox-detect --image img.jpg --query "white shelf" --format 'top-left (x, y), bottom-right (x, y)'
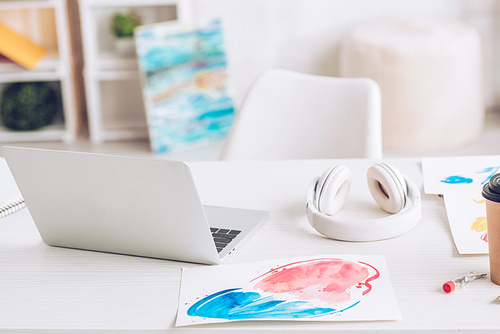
top-left (0, 0), bottom-right (79, 143)
top-left (83, 0), bottom-right (180, 7)
top-left (84, 68), bottom-right (140, 81)
top-left (93, 127), bottom-right (148, 142)
top-left (94, 53), bottom-right (139, 71)
top-left (78, 0), bottom-right (189, 144)
top-left (0, 123), bottom-right (69, 142)
top-left (0, 70), bottom-right (65, 83)
top-left (0, 1), bottom-right (59, 10)
top-left (0, 53), bottom-right (63, 73)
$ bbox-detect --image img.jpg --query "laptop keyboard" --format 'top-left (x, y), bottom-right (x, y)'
top-left (210, 228), bottom-right (241, 253)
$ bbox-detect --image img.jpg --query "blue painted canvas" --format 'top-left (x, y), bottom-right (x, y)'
top-left (135, 20), bottom-right (234, 153)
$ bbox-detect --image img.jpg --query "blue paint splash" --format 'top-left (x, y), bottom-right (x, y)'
top-left (440, 176), bottom-right (473, 184)
top-left (440, 165), bottom-right (500, 186)
top-left (187, 288), bottom-right (360, 320)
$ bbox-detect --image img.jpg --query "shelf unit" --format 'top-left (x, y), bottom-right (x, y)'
top-left (0, 0), bottom-right (78, 143)
top-left (78, 0), bottom-right (190, 143)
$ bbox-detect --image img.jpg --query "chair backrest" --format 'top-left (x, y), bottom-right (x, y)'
top-left (220, 69), bottom-right (382, 160)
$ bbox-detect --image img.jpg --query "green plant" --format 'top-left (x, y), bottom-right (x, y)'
top-left (111, 11), bottom-right (141, 38)
top-left (0, 82), bottom-right (59, 131)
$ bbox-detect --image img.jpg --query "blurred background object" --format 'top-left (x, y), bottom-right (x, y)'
top-left (1, 0), bottom-right (499, 159)
top-left (340, 18), bottom-right (484, 153)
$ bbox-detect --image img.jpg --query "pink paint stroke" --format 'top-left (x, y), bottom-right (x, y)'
top-left (251, 258), bottom-right (378, 304)
top-left (481, 231), bottom-right (488, 242)
top-left (358, 261), bottom-right (380, 295)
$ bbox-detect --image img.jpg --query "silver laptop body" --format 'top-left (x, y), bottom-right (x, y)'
top-left (2, 146), bottom-right (268, 265)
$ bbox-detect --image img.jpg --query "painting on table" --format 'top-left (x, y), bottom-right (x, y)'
top-left (443, 190), bottom-right (488, 254)
top-left (422, 155), bottom-right (500, 195)
top-left (176, 255), bottom-right (401, 326)
top-left (422, 156), bottom-right (497, 254)
top-left (135, 19), bottom-right (235, 154)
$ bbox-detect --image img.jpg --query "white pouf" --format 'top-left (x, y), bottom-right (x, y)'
top-left (340, 19), bottom-right (484, 152)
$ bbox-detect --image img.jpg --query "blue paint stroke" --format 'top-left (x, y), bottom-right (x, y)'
top-left (440, 165), bottom-right (500, 186)
top-left (477, 166), bottom-right (500, 184)
top-left (187, 288), bottom-right (360, 320)
top-left (440, 176), bottom-right (473, 184)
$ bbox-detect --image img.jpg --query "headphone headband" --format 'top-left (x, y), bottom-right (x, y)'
top-left (306, 173), bottom-right (421, 241)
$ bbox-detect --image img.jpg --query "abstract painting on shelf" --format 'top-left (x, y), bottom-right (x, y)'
top-left (135, 19), bottom-right (234, 154)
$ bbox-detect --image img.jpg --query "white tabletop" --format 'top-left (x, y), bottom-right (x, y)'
top-left (0, 158), bottom-right (497, 333)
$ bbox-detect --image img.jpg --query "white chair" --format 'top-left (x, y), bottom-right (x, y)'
top-left (220, 69), bottom-right (382, 160)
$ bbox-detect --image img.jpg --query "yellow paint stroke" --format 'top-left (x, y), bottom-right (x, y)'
top-left (473, 198), bottom-right (486, 204)
top-left (471, 216), bottom-right (487, 232)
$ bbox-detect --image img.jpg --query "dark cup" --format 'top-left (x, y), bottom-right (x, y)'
top-left (482, 173), bottom-right (500, 285)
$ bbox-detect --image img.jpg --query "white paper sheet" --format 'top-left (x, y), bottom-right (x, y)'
top-left (0, 157), bottom-right (24, 218)
top-left (422, 155), bottom-right (500, 195)
top-left (443, 190), bottom-right (488, 254)
top-left (176, 255), bottom-right (401, 326)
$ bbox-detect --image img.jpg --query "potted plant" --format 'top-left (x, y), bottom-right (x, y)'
top-left (0, 82), bottom-right (59, 131)
top-left (111, 11), bottom-right (141, 57)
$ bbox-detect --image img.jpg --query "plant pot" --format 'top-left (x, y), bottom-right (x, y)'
top-left (114, 37), bottom-right (136, 57)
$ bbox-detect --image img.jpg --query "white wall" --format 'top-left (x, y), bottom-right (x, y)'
top-left (189, 0), bottom-right (498, 109)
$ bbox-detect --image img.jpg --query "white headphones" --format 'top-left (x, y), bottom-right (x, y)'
top-left (306, 163), bottom-right (421, 241)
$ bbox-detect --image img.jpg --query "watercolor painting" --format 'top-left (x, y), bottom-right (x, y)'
top-left (422, 155), bottom-right (500, 195)
top-left (176, 255), bottom-right (401, 326)
top-left (135, 20), bottom-right (235, 154)
top-left (443, 191), bottom-right (488, 254)
top-left (470, 199), bottom-right (488, 243)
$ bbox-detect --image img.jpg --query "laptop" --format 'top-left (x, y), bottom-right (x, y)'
top-left (2, 146), bottom-right (268, 265)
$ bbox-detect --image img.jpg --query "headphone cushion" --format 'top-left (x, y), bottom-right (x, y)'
top-left (316, 165), bottom-right (352, 216)
top-left (367, 163), bottom-right (407, 214)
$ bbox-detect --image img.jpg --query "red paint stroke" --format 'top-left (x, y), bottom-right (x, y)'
top-left (250, 258), bottom-right (378, 304)
top-left (481, 231), bottom-right (488, 242)
top-left (358, 261), bottom-right (380, 295)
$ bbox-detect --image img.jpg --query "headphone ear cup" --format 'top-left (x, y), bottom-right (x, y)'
top-left (367, 163), bottom-right (407, 214)
top-left (315, 165), bottom-right (352, 216)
